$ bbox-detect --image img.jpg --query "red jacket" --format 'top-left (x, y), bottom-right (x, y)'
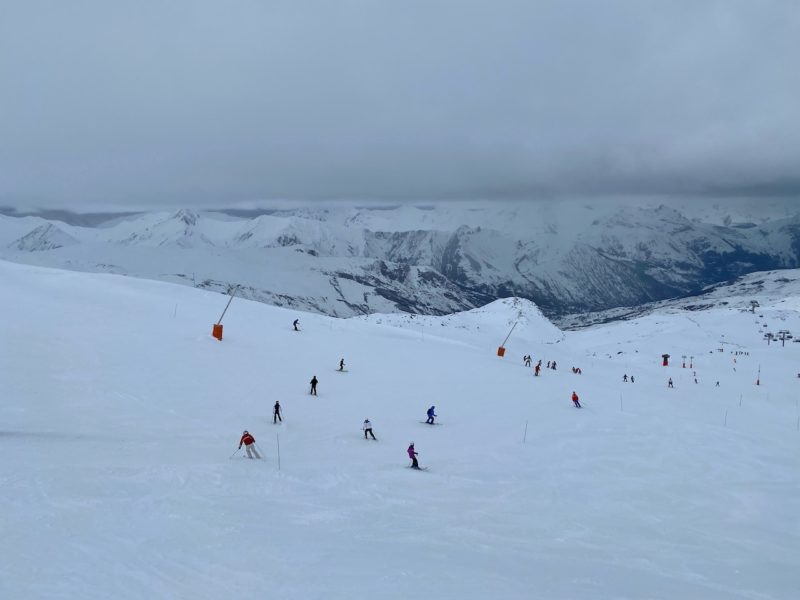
top-left (240, 433), bottom-right (255, 446)
top-left (572, 392), bottom-right (579, 402)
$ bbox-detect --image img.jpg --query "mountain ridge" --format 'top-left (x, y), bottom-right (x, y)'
top-left (1, 202), bottom-right (799, 319)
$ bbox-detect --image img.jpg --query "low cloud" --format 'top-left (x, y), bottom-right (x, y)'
top-left (1, 1), bottom-right (798, 208)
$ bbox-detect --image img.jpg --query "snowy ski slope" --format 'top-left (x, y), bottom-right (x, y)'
top-left (1, 259), bottom-right (798, 599)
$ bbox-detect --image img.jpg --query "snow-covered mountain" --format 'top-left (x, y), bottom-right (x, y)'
top-left (2, 201), bottom-right (799, 318)
top-left (2, 258), bottom-right (798, 599)
top-left (558, 268), bottom-right (800, 329)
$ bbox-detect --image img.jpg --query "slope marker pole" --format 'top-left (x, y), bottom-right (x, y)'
top-left (523, 420), bottom-right (528, 444)
top-left (724, 409), bottom-right (728, 427)
top-left (217, 285), bottom-right (239, 325)
top-left (277, 433), bottom-right (281, 471)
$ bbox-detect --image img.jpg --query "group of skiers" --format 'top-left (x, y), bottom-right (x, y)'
top-left (524, 355), bottom-right (581, 377)
top-left (237, 324), bottom-right (436, 467)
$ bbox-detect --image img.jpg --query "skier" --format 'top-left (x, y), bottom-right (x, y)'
top-left (238, 430), bottom-right (261, 459)
top-left (362, 419), bottom-right (377, 440)
top-left (715, 381), bottom-right (720, 387)
top-left (668, 378), bottom-right (674, 388)
top-left (571, 391), bottom-right (581, 408)
top-left (407, 442), bottom-right (421, 469)
top-left (310, 375), bottom-right (318, 395)
top-left (339, 358), bottom-right (345, 371)
top-left (273, 401), bottom-right (282, 424)
top-left (630, 375), bottom-right (634, 383)
top-left (534, 364), bottom-right (541, 376)
top-left (551, 361), bottom-right (557, 370)
top-left (293, 319), bottom-right (300, 331)
top-left (425, 405), bottom-right (437, 424)
top-left (547, 361), bottom-right (551, 369)
top-left (623, 374), bottom-right (628, 382)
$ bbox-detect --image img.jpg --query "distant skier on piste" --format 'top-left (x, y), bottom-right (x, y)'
top-left (293, 319), bottom-right (300, 331)
top-left (571, 391), bottom-right (581, 408)
top-left (273, 401), bottom-right (282, 423)
top-left (426, 406), bottom-right (437, 424)
top-left (407, 442), bottom-right (421, 469)
top-left (239, 430), bottom-right (261, 459)
top-left (339, 358), bottom-right (345, 371)
top-left (310, 375), bottom-right (318, 395)
top-left (362, 419), bottom-right (377, 440)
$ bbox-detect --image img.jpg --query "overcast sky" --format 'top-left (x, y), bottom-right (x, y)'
top-left (1, 0), bottom-right (798, 210)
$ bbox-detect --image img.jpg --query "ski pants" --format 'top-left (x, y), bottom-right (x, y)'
top-left (274, 412), bottom-right (282, 423)
top-left (426, 417), bottom-right (434, 424)
top-left (573, 401), bottom-right (581, 408)
top-left (245, 444), bottom-right (261, 459)
top-left (364, 428), bottom-right (376, 440)
top-left (410, 456), bottom-right (419, 469)
top-left (310, 385), bottom-right (317, 395)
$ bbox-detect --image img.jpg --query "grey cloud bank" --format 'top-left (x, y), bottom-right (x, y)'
top-left (1, 0), bottom-right (798, 209)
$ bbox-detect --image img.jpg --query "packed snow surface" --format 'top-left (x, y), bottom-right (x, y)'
top-left (1, 259), bottom-right (798, 599)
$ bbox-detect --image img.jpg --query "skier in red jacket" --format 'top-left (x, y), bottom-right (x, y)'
top-left (239, 430), bottom-right (261, 459)
top-left (571, 392), bottom-right (581, 408)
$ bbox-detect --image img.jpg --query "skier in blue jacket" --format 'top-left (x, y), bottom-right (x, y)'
top-left (426, 406), bottom-right (437, 424)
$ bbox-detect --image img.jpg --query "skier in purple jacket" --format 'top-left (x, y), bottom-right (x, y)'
top-left (407, 443), bottom-right (420, 469)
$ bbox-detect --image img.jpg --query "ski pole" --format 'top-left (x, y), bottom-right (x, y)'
top-left (230, 447), bottom-right (241, 459)
top-left (255, 442), bottom-right (266, 459)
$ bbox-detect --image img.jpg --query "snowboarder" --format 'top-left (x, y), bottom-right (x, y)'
top-left (571, 391), bottom-right (581, 408)
top-left (668, 378), bottom-right (674, 388)
top-left (524, 355), bottom-right (531, 367)
top-left (426, 406), bottom-right (437, 424)
top-left (293, 319), bottom-right (300, 331)
top-left (630, 375), bottom-right (634, 383)
top-left (273, 401), bottom-right (282, 423)
top-left (339, 358), bottom-right (345, 371)
top-left (239, 430), bottom-right (261, 459)
top-left (623, 374), bottom-right (628, 382)
top-left (310, 375), bottom-right (318, 395)
top-left (546, 361), bottom-right (551, 369)
top-left (534, 364), bottom-right (541, 376)
top-left (362, 419), bottom-right (377, 440)
top-left (407, 442), bottom-right (420, 469)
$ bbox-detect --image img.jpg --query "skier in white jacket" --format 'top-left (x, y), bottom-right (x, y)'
top-left (362, 419), bottom-right (377, 440)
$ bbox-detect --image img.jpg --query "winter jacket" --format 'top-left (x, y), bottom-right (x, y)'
top-left (571, 392), bottom-right (579, 402)
top-left (427, 407), bottom-right (436, 417)
top-left (362, 421), bottom-right (372, 430)
top-left (240, 433), bottom-right (255, 447)
top-left (407, 445), bottom-right (417, 458)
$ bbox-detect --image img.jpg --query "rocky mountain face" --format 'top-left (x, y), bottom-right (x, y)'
top-left (1, 202), bottom-right (799, 319)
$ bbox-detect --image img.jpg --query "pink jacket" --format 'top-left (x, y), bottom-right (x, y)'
top-left (407, 445), bottom-right (417, 458)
